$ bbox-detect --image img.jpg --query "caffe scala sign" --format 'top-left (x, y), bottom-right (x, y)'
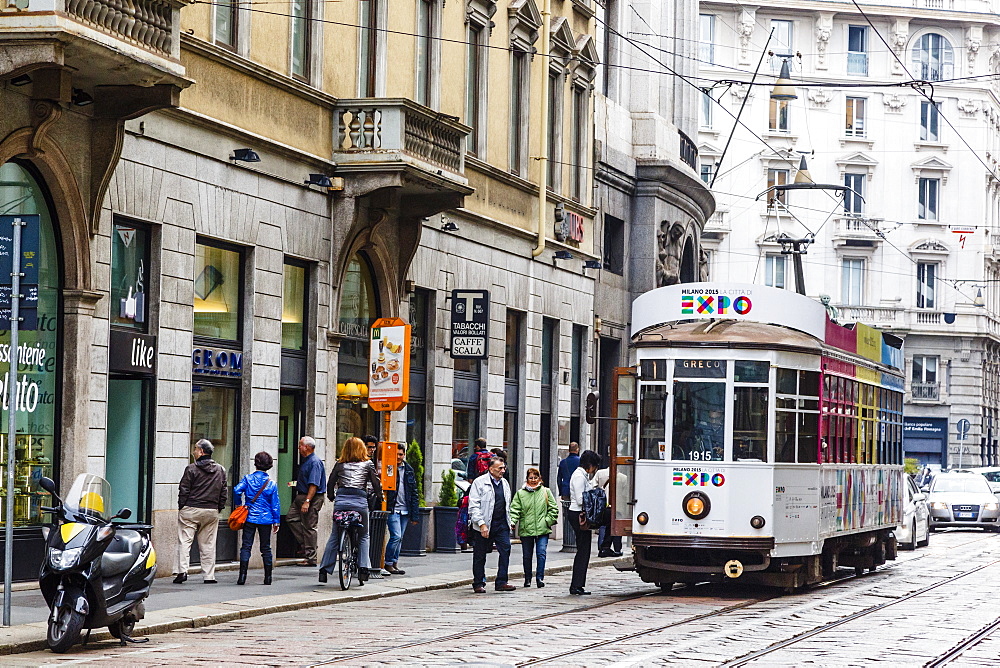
top-left (109, 330), bottom-right (157, 375)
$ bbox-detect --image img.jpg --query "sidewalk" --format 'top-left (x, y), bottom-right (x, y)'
top-left (0, 537), bottom-right (621, 655)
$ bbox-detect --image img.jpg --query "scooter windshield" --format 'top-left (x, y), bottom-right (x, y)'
top-left (63, 474), bottom-right (113, 522)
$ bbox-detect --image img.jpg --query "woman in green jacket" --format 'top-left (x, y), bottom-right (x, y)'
top-left (510, 467), bottom-right (559, 588)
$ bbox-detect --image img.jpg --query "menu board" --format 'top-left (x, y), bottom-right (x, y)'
top-left (368, 318), bottom-right (411, 411)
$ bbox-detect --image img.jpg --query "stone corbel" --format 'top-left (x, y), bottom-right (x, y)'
top-left (883, 93), bottom-right (907, 114)
top-left (737, 7), bottom-right (756, 66)
top-left (87, 84), bottom-right (182, 236)
top-left (807, 88), bottom-right (834, 108)
top-left (890, 19), bottom-right (909, 76)
top-left (966, 25), bottom-right (983, 75)
top-left (815, 13), bottom-right (834, 71)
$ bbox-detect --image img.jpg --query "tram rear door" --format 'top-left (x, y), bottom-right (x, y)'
top-left (610, 367), bottom-right (638, 537)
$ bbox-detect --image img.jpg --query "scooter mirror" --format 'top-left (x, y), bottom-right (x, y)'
top-left (114, 508), bottom-right (132, 520)
top-left (38, 477), bottom-right (57, 494)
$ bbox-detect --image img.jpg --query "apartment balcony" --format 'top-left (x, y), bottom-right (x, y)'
top-left (0, 0), bottom-right (188, 87)
top-left (835, 304), bottom-right (1000, 340)
top-left (911, 382), bottom-right (941, 402)
top-left (333, 99), bottom-right (472, 203)
top-left (861, 0), bottom-right (1000, 11)
top-left (833, 217), bottom-right (884, 247)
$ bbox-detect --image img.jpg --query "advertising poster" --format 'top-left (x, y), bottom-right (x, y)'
top-left (368, 317), bottom-right (411, 411)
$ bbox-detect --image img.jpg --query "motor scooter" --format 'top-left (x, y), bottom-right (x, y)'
top-left (38, 474), bottom-right (156, 653)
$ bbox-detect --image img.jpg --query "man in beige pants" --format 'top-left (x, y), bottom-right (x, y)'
top-left (174, 439), bottom-right (228, 584)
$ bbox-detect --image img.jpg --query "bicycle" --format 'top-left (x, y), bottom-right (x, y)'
top-left (333, 510), bottom-right (365, 590)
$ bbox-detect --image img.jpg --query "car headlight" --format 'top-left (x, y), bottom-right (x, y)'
top-left (984, 502), bottom-right (999, 511)
top-left (931, 501), bottom-right (949, 510)
top-left (49, 547), bottom-right (84, 570)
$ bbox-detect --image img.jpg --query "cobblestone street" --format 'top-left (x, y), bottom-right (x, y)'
top-left (9, 529), bottom-right (1000, 666)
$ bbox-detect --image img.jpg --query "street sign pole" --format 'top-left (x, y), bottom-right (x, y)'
top-left (3, 216), bottom-right (24, 627)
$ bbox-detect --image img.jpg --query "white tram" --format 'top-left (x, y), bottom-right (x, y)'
top-left (610, 283), bottom-right (905, 590)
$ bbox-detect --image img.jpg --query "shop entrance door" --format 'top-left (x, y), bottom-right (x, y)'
top-left (277, 390), bottom-right (304, 557)
top-left (105, 377), bottom-right (153, 522)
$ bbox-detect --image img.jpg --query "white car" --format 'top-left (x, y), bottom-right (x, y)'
top-left (964, 467), bottom-right (1000, 496)
top-left (897, 475), bottom-right (930, 550)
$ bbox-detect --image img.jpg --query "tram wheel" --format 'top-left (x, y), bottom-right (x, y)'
top-left (854, 566), bottom-right (864, 577)
top-left (656, 582), bottom-right (675, 593)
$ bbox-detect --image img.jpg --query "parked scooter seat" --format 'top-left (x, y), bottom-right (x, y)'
top-left (101, 552), bottom-right (134, 577)
top-left (106, 530), bottom-right (143, 559)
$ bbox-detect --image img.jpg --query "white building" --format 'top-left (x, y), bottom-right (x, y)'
top-left (699, 0), bottom-right (1000, 469)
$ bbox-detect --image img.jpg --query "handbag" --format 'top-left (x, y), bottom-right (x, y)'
top-left (228, 477), bottom-right (267, 531)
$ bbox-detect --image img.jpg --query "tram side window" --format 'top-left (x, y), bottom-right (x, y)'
top-left (775, 368), bottom-right (821, 463)
top-left (639, 385), bottom-right (667, 460)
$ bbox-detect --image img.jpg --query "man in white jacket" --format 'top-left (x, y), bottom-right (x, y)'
top-left (468, 456), bottom-right (515, 593)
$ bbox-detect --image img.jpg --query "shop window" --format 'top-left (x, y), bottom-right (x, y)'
top-left (337, 253), bottom-right (380, 446)
top-left (191, 384), bottom-right (239, 512)
top-left (194, 240), bottom-right (242, 342)
top-left (111, 219), bottom-right (149, 330)
top-left (282, 261), bottom-right (307, 350)
top-left (0, 161), bottom-right (60, 529)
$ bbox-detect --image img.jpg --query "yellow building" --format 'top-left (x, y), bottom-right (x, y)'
top-left (0, 0), bottom-right (601, 572)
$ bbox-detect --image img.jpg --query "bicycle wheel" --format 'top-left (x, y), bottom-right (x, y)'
top-left (338, 527), bottom-right (355, 590)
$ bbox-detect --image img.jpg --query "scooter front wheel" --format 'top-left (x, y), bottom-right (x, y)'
top-left (47, 606), bottom-right (85, 653)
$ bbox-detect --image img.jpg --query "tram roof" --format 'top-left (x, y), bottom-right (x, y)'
top-left (632, 283), bottom-right (903, 372)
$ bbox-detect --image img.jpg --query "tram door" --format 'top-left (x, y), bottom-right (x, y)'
top-left (610, 367), bottom-right (638, 537)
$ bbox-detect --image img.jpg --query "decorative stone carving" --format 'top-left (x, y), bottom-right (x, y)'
top-left (958, 99), bottom-right (981, 118)
top-left (890, 20), bottom-right (909, 76)
top-left (807, 88), bottom-right (834, 108)
top-left (815, 13), bottom-right (834, 71)
top-left (730, 82), bottom-right (752, 103)
top-left (967, 26), bottom-right (983, 75)
top-left (656, 222), bottom-right (685, 287)
top-left (883, 93), bottom-right (907, 114)
top-left (914, 239), bottom-right (948, 252)
top-left (738, 9), bottom-right (755, 66)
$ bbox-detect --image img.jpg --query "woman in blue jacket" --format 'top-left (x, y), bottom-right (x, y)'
top-left (233, 451), bottom-right (281, 585)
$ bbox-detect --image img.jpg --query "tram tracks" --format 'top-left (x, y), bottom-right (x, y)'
top-left (313, 532), bottom-right (998, 667)
top-left (719, 557), bottom-right (1000, 667)
top-left (309, 589), bottom-right (658, 665)
top-left (923, 616), bottom-right (1000, 667)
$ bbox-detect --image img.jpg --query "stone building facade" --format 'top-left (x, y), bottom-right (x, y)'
top-left (699, 0), bottom-right (1000, 470)
top-left (0, 0), bottom-right (603, 577)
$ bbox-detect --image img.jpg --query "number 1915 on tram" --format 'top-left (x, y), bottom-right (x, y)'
top-left (609, 283), bottom-right (905, 591)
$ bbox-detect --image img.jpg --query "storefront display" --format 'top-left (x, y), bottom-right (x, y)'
top-left (336, 254), bottom-right (380, 450)
top-left (0, 162), bottom-right (60, 527)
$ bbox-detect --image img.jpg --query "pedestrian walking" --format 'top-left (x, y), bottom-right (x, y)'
top-left (173, 439), bottom-right (227, 584)
top-left (233, 451), bottom-right (281, 585)
top-left (594, 465), bottom-right (623, 558)
top-left (287, 436), bottom-right (326, 567)
top-left (509, 468), bottom-right (559, 588)
top-left (468, 456), bottom-right (516, 593)
top-left (318, 436), bottom-right (382, 584)
top-left (384, 442), bottom-right (419, 575)
top-left (364, 434), bottom-right (379, 463)
top-left (455, 482), bottom-right (472, 552)
top-left (567, 449), bottom-right (601, 595)
top-left (465, 437), bottom-right (491, 481)
top-left (557, 442), bottom-right (581, 501)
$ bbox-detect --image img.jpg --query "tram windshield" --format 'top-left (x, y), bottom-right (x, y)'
top-left (672, 382), bottom-right (725, 461)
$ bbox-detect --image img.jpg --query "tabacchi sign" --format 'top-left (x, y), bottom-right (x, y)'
top-left (450, 290), bottom-right (489, 359)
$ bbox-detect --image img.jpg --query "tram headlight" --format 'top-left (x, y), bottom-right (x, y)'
top-left (682, 492), bottom-right (711, 520)
top-left (636, 512), bottom-right (649, 525)
top-left (750, 515), bottom-right (766, 529)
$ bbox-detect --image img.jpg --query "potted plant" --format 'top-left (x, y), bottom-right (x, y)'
top-left (433, 469), bottom-right (461, 553)
top-left (401, 440), bottom-right (431, 557)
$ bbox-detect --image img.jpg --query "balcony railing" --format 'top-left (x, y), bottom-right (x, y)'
top-left (835, 217), bottom-right (883, 239)
top-left (847, 52), bottom-right (868, 76)
top-left (911, 382), bottom-right (940, 401)
top-left (65, 0), bottom-right (174, 55)
top-left (679, 130), bottom-right (698, 170)
top-left (334, 99), bottom-right (469, 177)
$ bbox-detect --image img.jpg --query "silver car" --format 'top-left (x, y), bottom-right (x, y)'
top-left (928, 473), bottom-right (1000, 531)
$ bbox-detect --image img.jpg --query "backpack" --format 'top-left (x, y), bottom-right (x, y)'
top-left (472, 451), bottom-right (491, 477)
top-left (580, 486), bottom-right (610, 530)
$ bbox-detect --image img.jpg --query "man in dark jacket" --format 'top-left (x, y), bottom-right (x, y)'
top-left (174, 439), bottom-right (227, 584)
top-left (384, 443), bottom-right (420, 575)
top-left (557, 442), bottom-right (581, 500)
